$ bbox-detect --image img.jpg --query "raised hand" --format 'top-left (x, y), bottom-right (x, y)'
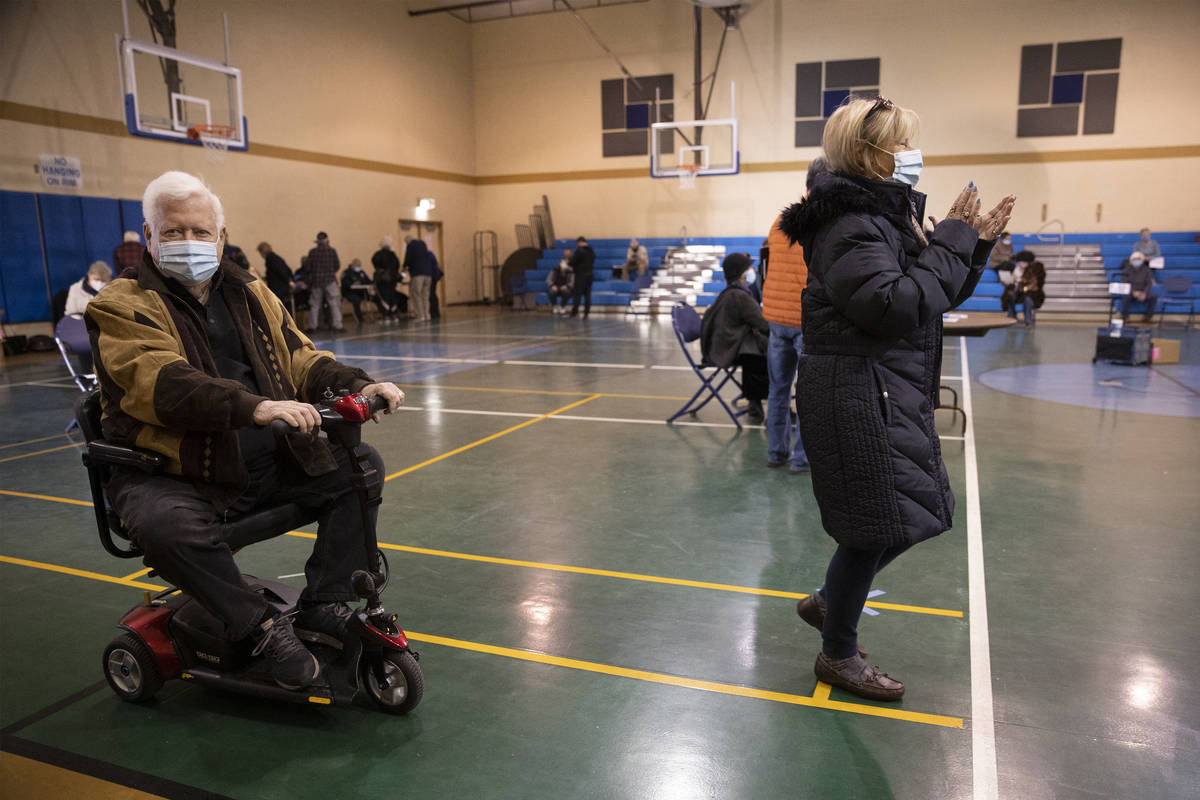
top-left (975, 194), bottom-right (1016, 241)
top-left (932, 183), bottom-right (1016, 242)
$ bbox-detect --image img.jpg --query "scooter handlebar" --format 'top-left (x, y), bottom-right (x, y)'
top-left (265, 394), bottom-right (389, 437)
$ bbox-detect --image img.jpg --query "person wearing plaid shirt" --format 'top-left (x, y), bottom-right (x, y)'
top-left (304, 231), bottom-right (345, 332)
top-left (112, 231), bottom-right (145, 275)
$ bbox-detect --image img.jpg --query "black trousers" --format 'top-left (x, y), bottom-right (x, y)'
top-left (571, 274), bottom-right (594, 316)
top-left (734, 354), bottom-right (768, 402)
top-left (430, 276), bottom-right (441, 319)
top-left (819, 541), bottom-right (913, 659)
top-left (108, 443), bottom-right (383, 641)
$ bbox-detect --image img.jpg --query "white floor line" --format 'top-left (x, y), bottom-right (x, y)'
top-left (648, 365), bottom-right (695, 371)
top-left (941, 374), bottom-right (964, 381)
top-left (961, 336), bottom-right (999, 799)
top-left (940, 434), bottom-right (965, 441)
top-left (339, 354), bottom-right (501, 364)
top-left (501, 360), bottom-right (647, 369)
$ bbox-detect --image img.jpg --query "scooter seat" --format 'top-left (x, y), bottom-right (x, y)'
top-left (224, 503), bottom-right (318, 551)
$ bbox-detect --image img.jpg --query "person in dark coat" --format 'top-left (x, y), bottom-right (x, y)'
top-left (257, 242), bottom-right (294, 311)
top-left (780, 96), bottom-right (1014, 701)
top-left (568, 236), bottom-right (596, 318)
top-left (1119, 253), bottom-right (1157, 322)
top-left (371, 236), bottom-right (405, 320)
top-left (700, 253), bottom-right (769, 423)
top-left (428, 250), bottom-right (443, 320)
top-left (340, 258), bottom-right (372, 323)
top-left (404, 237), bottom-right (434, 322)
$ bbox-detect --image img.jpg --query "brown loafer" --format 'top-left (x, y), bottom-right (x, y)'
top-left (796, 593), bottom-right (867, 658)
top-left (814, 653), bottom-right (904, 701)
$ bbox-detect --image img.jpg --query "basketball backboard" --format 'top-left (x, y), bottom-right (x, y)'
top-left (118, 14), bottom-right (247, 152)
top-left (650, 83), bottom-right (739, 180)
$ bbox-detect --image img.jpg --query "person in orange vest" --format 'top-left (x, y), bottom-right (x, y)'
top-left (761, 157), bottom-right (828, 473)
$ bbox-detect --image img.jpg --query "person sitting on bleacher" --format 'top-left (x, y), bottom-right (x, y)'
top-left (1006, 258), bottom-right (1045, 327)
top-left (619, 238), bottom-right (649, 281)
top-left (1000, 250), bottom-right (1035, 315)
top-left (547, 249), bottom-right (574, 315)
top-left (699, 253), bottom-right (769, 424)
top-left (1119, 252), bottom-right (1157, 323)
top-left (1133, 228), bottom-right (1160, 260)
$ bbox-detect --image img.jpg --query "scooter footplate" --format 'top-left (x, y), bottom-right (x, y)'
top-left (180, 666), bottom-right (334, 706)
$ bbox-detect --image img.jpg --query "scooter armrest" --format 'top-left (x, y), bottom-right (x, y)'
top-left (85, 441), bottom-right (165, 474)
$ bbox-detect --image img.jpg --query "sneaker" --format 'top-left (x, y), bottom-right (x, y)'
top-left (767, 457), bottom-right (787, 469)
top-left (745, 403), bottom-right (765, 424)
top-left (796, 592), bottom-right (867, 657)
top-left (250, 612), bottom-right (320, 690)
top-left (814, 652), bottom-right (904, 701)
top-left (788, 462), bottom-right (811, 475)
top-left (294, 601), bottom-right (354, 648)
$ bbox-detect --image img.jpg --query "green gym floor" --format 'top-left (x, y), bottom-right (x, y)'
top-left (2, 309), bottom-right (1198, 800)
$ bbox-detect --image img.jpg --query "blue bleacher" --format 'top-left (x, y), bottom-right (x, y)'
top-left (533, 232), bottom-right (1198, 313)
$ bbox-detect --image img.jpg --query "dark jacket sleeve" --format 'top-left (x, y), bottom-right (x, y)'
top-left (819, 214), bottom-right (982, 339)
top-left (265, 253), bottom-right (292, 284)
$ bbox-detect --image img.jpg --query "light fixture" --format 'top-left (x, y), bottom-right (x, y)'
top-left (417, 197), bottom-right (436, 211)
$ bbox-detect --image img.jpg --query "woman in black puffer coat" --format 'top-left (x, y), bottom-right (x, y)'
top-left (780, 97), bottom-right (1014, 701)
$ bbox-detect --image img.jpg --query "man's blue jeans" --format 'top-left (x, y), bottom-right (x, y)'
top-left (766, 322), bottom-right (809, 469)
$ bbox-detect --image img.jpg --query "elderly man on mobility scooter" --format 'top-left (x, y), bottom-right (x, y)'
top-left (84, 171), bottom-right (404, 691)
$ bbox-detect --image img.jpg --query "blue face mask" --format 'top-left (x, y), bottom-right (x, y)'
top-left (156, 240), bottom-right (220, 286)
top-left (744, 268), bottom-right (757, 285)
top-left (891, 149), bottom-right (923, 187)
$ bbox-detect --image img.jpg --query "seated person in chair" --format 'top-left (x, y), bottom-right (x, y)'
top-left (700, 253), bottom-right (770, 423)
top-left (1005, 258), bottom-right (1046, 327)
top-left (1119, 252), bottom-right (1157, 323)
top-left (547, 250), bottom-right (574, 314)
top-left (84, 171), bottom-right (404, 691)
top-left (65, 261), bottom-right (112, 317)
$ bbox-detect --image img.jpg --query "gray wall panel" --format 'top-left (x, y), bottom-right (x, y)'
top-left (603, 130), bottom-right (648, 157)
top-left (1056, 38), bottom-right (1122, 72)
top-left (824, 58), bottom-right (880, 89)
top-left (795, 119), bottom-right (826, 147)
top-left (602, 79), bottom-right (624, 130)
top-left (795, 62), bottom-right (822, 117)
top-left (1082, 72), bottom-right (1119, 134)
top-left (626, 74), bottom-right (673, 104)
top-left (1019, 44), bottom-right (1053, 105)
top-left (1017, 105), bottom-right (1079, 137)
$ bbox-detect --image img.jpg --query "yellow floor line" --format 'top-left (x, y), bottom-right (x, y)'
top-left (0, 552), bottom-right (962, 728)
top-left (0, 489), bottom-right (964, 619)
top-left (384, 395), bottom-right (600, 480)
top-left (0, 554), bottom-right (163, 591)
top-left (0, 433), bottom-right (70, 450)
top-left (120, 566), bottom-right (154, 580)
top-left (0, 442), bottom-right (79, 464)
top-left (0, 489), bottom-right (93, 507)
top-left (406, 631), bottom-right (963, 729)
top-left (283, 532), bottom-right (960, 618)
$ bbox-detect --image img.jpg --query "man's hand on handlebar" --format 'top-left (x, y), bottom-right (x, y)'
top-left (253, 399), bottom-right (322, 434)
top-left (359, 382), bottom-right (405, 422)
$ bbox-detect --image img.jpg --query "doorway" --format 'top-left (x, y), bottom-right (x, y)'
top-left (398, 219), bottom-right (445, 314)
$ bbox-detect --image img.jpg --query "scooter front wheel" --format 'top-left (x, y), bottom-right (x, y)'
top-left (103, 633), bottom-right (164, 703)
top-left (362, 650), bottom-right (423, 714)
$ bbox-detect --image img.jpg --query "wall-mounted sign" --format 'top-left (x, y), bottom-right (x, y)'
top-left (40, 154), bottom-right (83, 189)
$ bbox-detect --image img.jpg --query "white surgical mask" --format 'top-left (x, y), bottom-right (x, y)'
top-left (156, 240), bottom-right (220, 286)
top-left (891, 149), bottom-right (923, 187)
top-left (1131, 258), bottom-right (1145, 267)
top-left (88, 278), bottom-right (107, 292)
top-left (744, 268), bottom-right (757, 285)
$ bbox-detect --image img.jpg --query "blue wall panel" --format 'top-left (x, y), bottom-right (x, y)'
top-left (120, 199), bottom-right (145, 240)
top-left (37, 194), bottom-right (91, 297)
top-left (81, 196), bottom-right (122, 269)
top-left (0, 191), bottom-right (50, 324)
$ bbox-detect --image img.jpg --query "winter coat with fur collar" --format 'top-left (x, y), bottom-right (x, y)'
top-left (780, 172), bottom-right (991, 548)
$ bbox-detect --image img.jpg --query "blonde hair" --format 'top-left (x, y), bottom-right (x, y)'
top-left (822, 97), bottom-right (919, 179)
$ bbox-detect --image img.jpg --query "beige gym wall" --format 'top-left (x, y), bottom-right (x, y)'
top-left (0, 0), bottom-right (479, 302)
top-left (472, 0), bottom-right (1200, 255)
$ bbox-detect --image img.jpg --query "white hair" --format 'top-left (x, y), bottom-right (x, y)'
top-left (142, 171), bottom-right (225, 235)
top-left (123, 230), bottom-right (140, 243)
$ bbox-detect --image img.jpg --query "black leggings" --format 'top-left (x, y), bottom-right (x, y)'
top-left (819, 541), bottom-right (913, 659)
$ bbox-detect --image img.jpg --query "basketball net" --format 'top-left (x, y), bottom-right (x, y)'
top-left (190, 124), bottom-right (234, 164)
top-left (678, 164), bottom-right (702, 190)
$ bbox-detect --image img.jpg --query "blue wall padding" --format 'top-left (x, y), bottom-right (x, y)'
top-left (0, 192), bottom-right (48, 324)
top-left (81, 197), bottom-right (122, 271)
top-left (38, 194), bottom-right (92, 296)
top-left (120, 199), bottom-right (145, 239)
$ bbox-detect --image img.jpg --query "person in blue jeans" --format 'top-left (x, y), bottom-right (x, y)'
top-left (760, 159), bottom-right (826, 472)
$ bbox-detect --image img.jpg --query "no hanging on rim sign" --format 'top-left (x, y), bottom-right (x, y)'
top-left (39, 154), bottom-right (83, 190)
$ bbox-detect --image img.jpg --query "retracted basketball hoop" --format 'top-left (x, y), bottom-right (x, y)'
top-left (188, 124), bottom-right (235, 163)
top-left (678, 164), bottom-right (702, 190)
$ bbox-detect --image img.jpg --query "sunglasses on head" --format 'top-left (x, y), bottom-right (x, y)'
top-left (864, 96), bottom-right (893, 121)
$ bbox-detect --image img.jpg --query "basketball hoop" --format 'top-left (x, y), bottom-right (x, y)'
top-left (188, 124), bottom-right (235, 163)
top-left (678, 164), bottom-right (702, 190)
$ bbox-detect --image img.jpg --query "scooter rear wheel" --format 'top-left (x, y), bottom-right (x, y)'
top-left (362, 650), bottom-right (423, 714)
top-left (103, 632), bottom-right (163, 703)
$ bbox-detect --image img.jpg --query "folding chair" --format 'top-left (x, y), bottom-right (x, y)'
top-left (665, 303), bottom-right (747, 429)
top-left (55, 315), bottom-right (98, 433)
top-left (1156, 275), bottom-right (1195, 329)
